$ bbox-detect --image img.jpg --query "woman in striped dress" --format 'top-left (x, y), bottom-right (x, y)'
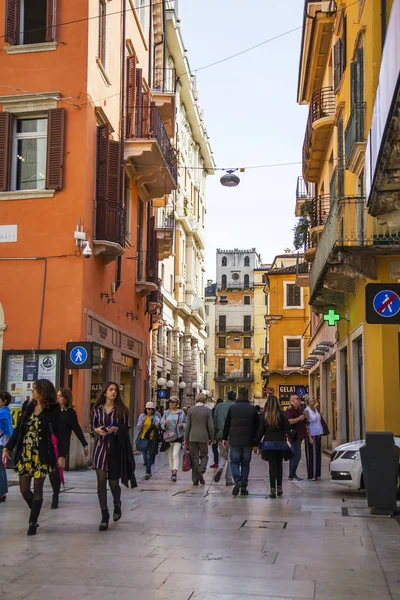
top-left (91, 381), bottom-right (129, 531)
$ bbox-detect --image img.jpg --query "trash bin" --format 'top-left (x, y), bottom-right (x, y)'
top-left (360, 432), bottom-right (400, 516)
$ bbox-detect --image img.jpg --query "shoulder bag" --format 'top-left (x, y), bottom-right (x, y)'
top-left (163, 411), bottom-right (180, 443)
top-left (182, 445), bottom-right (192, 472)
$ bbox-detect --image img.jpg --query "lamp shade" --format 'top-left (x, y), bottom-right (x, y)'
top-left (191, 381), bottom-right (198, 389)
top-left (166, 380), bottom-right (174, 388)
top-left (157, 377), bottom-right (166, 386)
top-left (179, 381), bottom-right (187, 389)
top-left (220, 171), bottom-right (240, 187)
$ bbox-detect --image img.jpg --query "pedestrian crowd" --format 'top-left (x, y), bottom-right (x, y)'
top-left (0, 379), bottom-right (327, 536)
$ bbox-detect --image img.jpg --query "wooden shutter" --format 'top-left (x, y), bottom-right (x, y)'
top-left (5, 0), bottom-right (20, 45)
top-left (333, 39), bottom-right (341, 92)
top-left (219, 315), bottom-right (226, 332)
top-left (0, 112), bottom-right (12, 192)
top-left (46, 108), bottom-right (65, 190)
top-left (357, 47), bottom-right (364, 102)
top-left (45, 0), bottom-right (56, 42)
top-left (350, 60), bottom-right (358, 107)
top-left (142, 90), bottom-right (151, 138)
top-left (95, 125), bottom-right (109, 240)
top-left (126, 54), bottom-right (136, 138)
top-left (134, 68), bottom-right (143, 137)
top-left (218, 358), bottom-right (225, 375)
top-left (105, 140), bottom-right (121, 242)
top-left (244, 315), bottom-right (251, 331)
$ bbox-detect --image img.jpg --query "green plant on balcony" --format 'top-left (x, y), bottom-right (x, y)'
top-left (183, 198), bottom-right (189, 216)
top-left (293, 199), bottom-right (313, 250)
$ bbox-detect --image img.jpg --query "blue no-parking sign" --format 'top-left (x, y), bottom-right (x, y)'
top-left (366, 284), bottom-right (400, 324)
top-left (65, 342), bottom-right (93, 369)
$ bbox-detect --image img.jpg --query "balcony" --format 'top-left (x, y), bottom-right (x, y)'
top-left (136, 252), bottom-right (160, 296)
top-left (151, 68), bottom-right (176, 138)
top-left (148, 288), bottom-right (163, 315)
top-left (155, 217), bottom-right (174, 260)
top-left (302, 87), bottom-right (336, 183)
top-left (296, 176), bottom-right (311, 217)
top-left (189, 218), bottom-right (206, 249)
top-left (217, 281), bottom-right (254, 291)
top-left (125, 102), bottom-right (178, 199)
top-left (216, 326), bottom-right (254, 334)
top-left (304, 231), bottom-right (318, 262)
top-left (94, 202), bottom-right (126, 263)
top-left (214, 372), bottom-right (254, 382)
top-left (310, 196), bottom-right (400, 305)
top-left (345, 103), bottom-right (366, 173)
top-left (311, 194), bottom-right (331, 234)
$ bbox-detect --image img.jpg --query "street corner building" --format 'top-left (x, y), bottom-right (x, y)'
top-left (293, 0), bottom-right (400, 448)
top-left (0, 0), bottom-right (214, 465)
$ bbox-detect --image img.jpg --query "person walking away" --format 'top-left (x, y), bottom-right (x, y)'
top-left (256, 395), bottom-right (292, 498)
top-left (161, 396), bottom-right (186, 482)
top-left (223, 387), bottom-right (259, 497)
top-left (213, 391), bottom-right (236, 485)
top-left (49, 387), bottom-right (89, 509)
top-left (136, 402), bottom-right (160, 480)
top-left (184, 393), bottom-right (214, 486)
top-left (210, 399), bottom-right (223, 468)
top-left (91, 381), bottom-right (135, 531)
top-left (0, 391), bottom-right (13, 503)
top-left (286, 395), bottom-right (308, 482)
top-left (303, 396), bottom-right (323, 480)
top-left (2, 379), bottom-right (66, 535)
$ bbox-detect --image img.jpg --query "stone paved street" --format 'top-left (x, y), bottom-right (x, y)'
top-left (1, 451), bottom-right (400, 600)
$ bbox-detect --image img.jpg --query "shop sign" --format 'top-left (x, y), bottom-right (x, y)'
top-left (366, 283), bottom-right (400, 324)
top-left (278, 385), bottom-right (309, 399)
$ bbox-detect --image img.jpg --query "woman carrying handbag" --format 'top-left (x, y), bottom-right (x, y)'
top-left (161, 396), bottom-right (186, 482)
top-left (304, 396), bottom-right (327, 480)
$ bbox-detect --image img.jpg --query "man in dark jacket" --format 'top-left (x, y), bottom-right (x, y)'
top-left (185, 393), bottom-right (214, 485)
top-left (223, 388), bottom-right (259, 496)
top-left (286, 394), bottom-right (307, 482)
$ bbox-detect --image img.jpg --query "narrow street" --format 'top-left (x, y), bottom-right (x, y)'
top-left (1, 452), bottom-right (400, 600)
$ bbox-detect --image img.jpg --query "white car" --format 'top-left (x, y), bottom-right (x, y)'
top-left (329, 438), bottom-right (400, 491)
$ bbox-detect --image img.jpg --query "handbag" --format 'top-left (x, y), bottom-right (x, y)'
top-left (288, 428), bottom-right (297, 441)
top-left (321, 416), bottom-right (330, 436)
top-left (163, 411), bottom-right (180, 443)
top-left (182, 446), bottom-right (192, 472)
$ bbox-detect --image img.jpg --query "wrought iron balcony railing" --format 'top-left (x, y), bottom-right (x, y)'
top-left (311, 195), bottom-right (331, 229)
top-left (214, 372), bottom-right (254, 382)
top-left (296, 176), bottom-right (311, 202)
top-left (96, 201), bottom-right (126, 247)
top-left (152, 67), bottom-right (177, 94)
top-left (303, 87), bottom-right (336, 170)
top-left (216, 326), bottom-right (254, 334)
top-left (345, 103), bottom-right (366, 166)
top-left (217, 281), bottom-right (254, 290)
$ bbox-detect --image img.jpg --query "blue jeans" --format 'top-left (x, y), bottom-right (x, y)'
top-left (137, 439), bottom-right (152, 474)
top-left (289, 439), bottom-right (302, 479)
top-left (229, 446), bottom-right (253, 487)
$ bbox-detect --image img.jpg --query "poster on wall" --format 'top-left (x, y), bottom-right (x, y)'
top-left (1, 350), bottom-right (62, 427)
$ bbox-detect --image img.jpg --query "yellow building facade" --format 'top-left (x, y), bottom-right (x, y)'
top-left (296, 0), bottom-right (400, 445)
top-left (263, 255), bottom-right (310, 409)
top-left (253, 266), bottom-right (270, 402)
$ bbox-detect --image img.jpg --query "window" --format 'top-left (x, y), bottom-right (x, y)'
top-left (218, 337), bottom-right (226, 349)
top-left (232, 272), bottom-right (239, 281)
top-left (265, 293), bottom-right (268, 305)
top-left (0, 109), bottom-right (65, 193)
top-left (286, 338), bottom-right (301, 367)
top-left (244, 295), bottom-right (250, 305)
top-left (284, 283), bottom-right (302, 308)
top-left (5, 0), bottom-right (56, 46)
top-left (217, 357), bottom-right (225, 376)
top-left (244, 337), bottom-right (251, 349)
top-left (244, 274), bottom-right (250, 288)
top-left (124, 174), bottom-right (131, 241)
top-left (157, 327), bottom-right (163, 354)
top-left (243, 315), bottom-right (252, 332)
top-left (243, 358), bottom-right (251, 376)
top-left (333, 16), bottom-right (346, 92)
top-left (221, 274), bottom-right (227, 288)
top-left (244, 255), bottom-right (250, 266)
top-left (205, 325), bottom-right (210, 336)
top-left (218, 315), bottom-right (226, 332)
top-left (98, 0), bottom-right (107, 67)
top-left (170, 274), bottom-right (173, 292)
top-left (221, 256), bottom-right (227, 266)
top-left (205, 305), bottom-right (209, 316)
top-left (166, 330), bottom-right (172, 357)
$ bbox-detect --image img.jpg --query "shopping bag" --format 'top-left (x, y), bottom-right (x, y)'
top-left (182, 447), bottom-right (192, 472)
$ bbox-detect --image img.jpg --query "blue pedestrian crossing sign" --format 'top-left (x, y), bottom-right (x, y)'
top-left (366, 284), bottom-right (400, 324)
top-left (66, 342), bottom-right (93, 369)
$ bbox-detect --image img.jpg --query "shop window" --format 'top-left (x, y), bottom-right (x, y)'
top-left (90, 346), bottom-right (109, 412)
top-left (285, 338), bottom-right (301, 367)
top-left (0, 110), bottom-right (65, 193)
top-left (5, 0), bottom-right (56, 46)
top-left (244, 337), bottom-right (251, 349)
top-left (244, 295), bottom-right (250, 305)
top-left (218, 336), bottom-right (226, 349)
top-left (284, 282), bottom-right (302, 308)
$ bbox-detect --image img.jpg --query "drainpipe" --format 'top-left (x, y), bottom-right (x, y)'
top-left (381, 0), bottom-right (387, 50)
top-left (148, 0), bottom-right (153, 88)
top-left (162, 0), bottom-right (167, 89)
top-left (116, 0), bottom-right (127, 291)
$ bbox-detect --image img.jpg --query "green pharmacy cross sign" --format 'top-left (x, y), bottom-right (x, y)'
top-left (323, 309), bottom-right (341, 326)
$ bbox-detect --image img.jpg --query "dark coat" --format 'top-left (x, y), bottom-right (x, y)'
top-left (61, 408), bottom-right (88, 455)
top-left (117, 424), bottom-right (137, 489)
top-left (255, 411), bottom-right (291, 446)
top-left (223, 399), bottom-right (259, 448)
top-left (6, 402), bottom-right (67, 467)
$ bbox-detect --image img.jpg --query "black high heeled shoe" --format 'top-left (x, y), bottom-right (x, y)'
top-left (113, 503), bottom-right (122, 522)
top-left (99, 508), bottom-right (109, 531)
top-left (27, 522), bottom-right (38, 536)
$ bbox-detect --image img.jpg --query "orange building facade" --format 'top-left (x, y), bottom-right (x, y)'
top-left (0, 1), bottom-right (184, 463)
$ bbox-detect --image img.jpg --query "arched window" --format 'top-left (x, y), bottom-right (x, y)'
top-left (244, 256), bottom-right (250, 266)
top-left (222, 256), bottom-right (227, 266)
top-left (244, 274), bottom-right (250, 288)
top-left (221, 274), bottom-right (227, 288)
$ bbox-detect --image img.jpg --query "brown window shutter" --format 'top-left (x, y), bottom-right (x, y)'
top-left (0, 112), bottom-right (12, 192)
top-left (107, 140), bottom-right (120, 204)
top-left (46, 108), bottom-right (65, 190)
top-left (45, 0), bottom-right (56, 42)
top-left (126, 54), bottom-right (136, 138)
top-left (95, 124), bottom-right (109, 240)
top-left (5, 0), bottom-right (20, 45)
top-left (134, 68), bottom-right (143, 137)
top-left (142, 90), bottom-right (151, 138)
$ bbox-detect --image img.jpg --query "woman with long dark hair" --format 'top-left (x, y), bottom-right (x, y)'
top-left (91, 381), bottom-right (135, 532)
top-left (256, 395), bottom-right (292, 499)
top-left (2, 379), bottom-right (66, 535)
top-left (0, 391), bottom-right (13, 503)
top-left (49, 387), bottom-right (89, 509)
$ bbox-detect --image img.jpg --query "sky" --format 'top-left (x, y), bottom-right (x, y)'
top-left (179, 0), bottom-right (308, 280)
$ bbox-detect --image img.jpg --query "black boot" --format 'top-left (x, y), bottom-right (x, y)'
top-left (27, 499), bottom-right (42, 536)
top-left (113, 502), bottom-right (122, 522)
top-left (51, 494), bottom-right (59, 509)
top-left (23, 492), bottom-right (33, 509)
top-left (99, 508), bottom-right (109, 531)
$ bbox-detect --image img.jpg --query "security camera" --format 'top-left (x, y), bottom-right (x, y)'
top-left (82, 241), bottom-right (92, 259)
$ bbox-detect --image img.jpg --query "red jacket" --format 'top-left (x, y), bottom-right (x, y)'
top-left (286, 405), bottom-right (307, 441)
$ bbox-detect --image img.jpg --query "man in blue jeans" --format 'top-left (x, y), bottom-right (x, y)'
top-left (223, 388), bottom-right (259, 497)
top-left (286, 395), bottom-right (307, 482)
